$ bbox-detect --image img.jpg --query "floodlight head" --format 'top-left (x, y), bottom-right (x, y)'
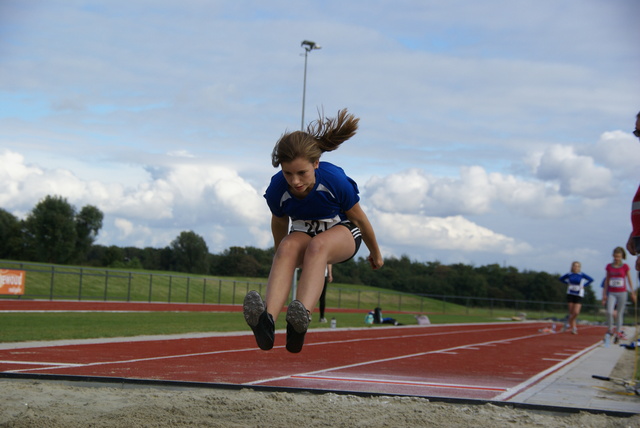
top-left (301, 40), bottom-right (321, 51)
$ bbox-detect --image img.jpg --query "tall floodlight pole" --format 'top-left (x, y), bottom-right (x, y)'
top-left (300, 40), bottom-right (321, 130)
top-left (292, 40), bottom-right (320, 300)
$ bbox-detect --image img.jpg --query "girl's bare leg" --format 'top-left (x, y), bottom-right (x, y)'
top-left (569, 303), bottom-right (581, 330)
top-left (295, 226), bottom-right (356, 311)
top-left (265, 232), bottom-right (310, 321)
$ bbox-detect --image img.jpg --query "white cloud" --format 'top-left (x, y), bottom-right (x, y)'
top-left (0, 149), bottom-right (269, 250)
top-left (365, 165), bottom-right (568, 219)
top-left (373, 210), bottom-right (531, 255)
top-left (489, 173), bottom-right (567, 218)
top-left (114, 218), bottom-right (134, 238)
top-left (529, 145), bottom-right (615, 199)
top-left (589, 130), bottom-right (640, 178)
top-left (168, 150), bottom-right (196, 158)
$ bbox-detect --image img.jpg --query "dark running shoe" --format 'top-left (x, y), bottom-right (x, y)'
top-left (243, 291), bottom-right (275, 351)
top-left (285, 300), bottom-right (310, 353)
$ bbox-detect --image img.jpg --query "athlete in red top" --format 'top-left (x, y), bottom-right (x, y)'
top-left (625, 111), bottom-right (640, 271)
top-left (603, 247), bottom-right (635, 341)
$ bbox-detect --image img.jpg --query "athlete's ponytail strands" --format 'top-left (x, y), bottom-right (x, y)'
top-left (307, 108), bottom-right (359, 154)
top-left (271, 108), bottom-right (359, 167)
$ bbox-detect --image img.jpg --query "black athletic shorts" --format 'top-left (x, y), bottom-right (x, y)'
top-left (337, 221), bottom-right (362, 263)
top-left (566, 294), bottom-right (583, 304)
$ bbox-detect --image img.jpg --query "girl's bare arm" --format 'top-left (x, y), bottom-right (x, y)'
top-left (345, 202), bottom-right (383, 270)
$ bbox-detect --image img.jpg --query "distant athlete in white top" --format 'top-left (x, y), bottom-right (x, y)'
top-left (243, 108), bottom-right (383, 353)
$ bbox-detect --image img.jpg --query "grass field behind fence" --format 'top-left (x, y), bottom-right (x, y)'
top-left (2, 260), bottom-right (579, 319)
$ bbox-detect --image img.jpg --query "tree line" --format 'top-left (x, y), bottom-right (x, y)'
top-left (0, 195), bottom-right (594, 304)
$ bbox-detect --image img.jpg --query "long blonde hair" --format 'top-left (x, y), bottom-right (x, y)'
top-left (271, 108), bottom-right (359, 167)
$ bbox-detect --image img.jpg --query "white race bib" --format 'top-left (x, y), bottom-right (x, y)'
top-left (608, 278), bottom-right (624, 288)
top-left (290, 215), bottom-right (342, 236)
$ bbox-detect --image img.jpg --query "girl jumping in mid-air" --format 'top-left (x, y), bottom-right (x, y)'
top-left (243, 109), bottom-right (383, 353)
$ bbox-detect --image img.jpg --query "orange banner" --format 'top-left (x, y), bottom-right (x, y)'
top-left (0, 269), bottom-right (25, 295)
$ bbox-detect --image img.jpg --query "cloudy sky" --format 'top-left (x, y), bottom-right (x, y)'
top-left (1, 1), bottom-right (639, 293)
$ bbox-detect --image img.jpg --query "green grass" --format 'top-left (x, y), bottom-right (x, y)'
top-left (1, 312), bottom-right (243, 342)
top-left (0, 311), bottom-right (510, 343)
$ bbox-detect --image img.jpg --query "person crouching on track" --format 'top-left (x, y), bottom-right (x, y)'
top-left (243, 108), bottom-right (384, 353)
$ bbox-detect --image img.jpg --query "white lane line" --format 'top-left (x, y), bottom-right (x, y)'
top-left (290, 374), bottom-right (508, 392)
top-left (0, 327), bottom-right (509, 373)
top-left (1, 323), bottom-right (559, 388)
top-left (2, 346), bottom-right (265, 373)
top-left (243, 331), bottom-right (546, 386)
top-left (0, 360), bottom-right (82, 367)
top-left (494, 342), bottom-right (601, 401)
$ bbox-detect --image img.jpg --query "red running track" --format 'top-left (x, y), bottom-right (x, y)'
top-left (0, 300), bottom-right (607, 401)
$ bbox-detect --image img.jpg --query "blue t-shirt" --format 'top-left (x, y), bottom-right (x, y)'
top-left (264, 161), bottom-right (360, 223)
top-left (558, 272), bottom-right (594, 297)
